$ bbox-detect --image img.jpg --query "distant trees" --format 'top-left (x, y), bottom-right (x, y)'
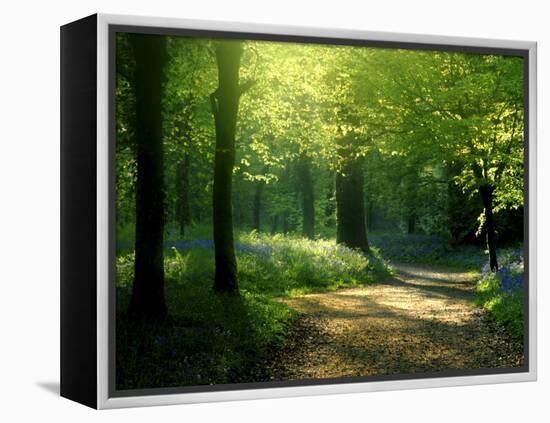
top-left (351, 51), bottom-right (524, 268)
top-left (422, 54), bottom-right (524, 271)
top-left (296, 154), bottom-right (315, 239)
top-left (127, 34), bottom-right (168, 321)
top-left (175, 153), bottom-right (191, 237)
top-left (336, 153), bottom-right (370, 252)
top-left (252, 178), bottom-right (264, 231)
top-left (163, 38), bottom-right (216, 239)
top-left (251, 165), bottom-right (269, 231)
top-left (453, 56), bottom-right (524, 271)
top-left (325, 54), bottom-right (372, 253)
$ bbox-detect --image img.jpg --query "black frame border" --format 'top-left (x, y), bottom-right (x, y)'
top-left (60, 13), bottom-right (98, 409)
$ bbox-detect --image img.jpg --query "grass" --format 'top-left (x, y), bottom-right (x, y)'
top-left (475, 248), bottom-right (524, 339)
top-left (116, 231), bottom-right (389, 390)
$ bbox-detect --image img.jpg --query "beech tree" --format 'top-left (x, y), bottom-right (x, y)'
top-left (128, 34), bottom-right (168, 321)
top-left (210, 41), bottom-right (255, 294)
top-left (361, 51), bottom-right (524, 269)
top-left (448, 55), bottom-right (524, 270)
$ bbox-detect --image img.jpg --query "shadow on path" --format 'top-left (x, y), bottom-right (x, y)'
top-left (256, 263), bottom-right (523, 381)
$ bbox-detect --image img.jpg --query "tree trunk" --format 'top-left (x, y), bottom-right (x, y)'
top-left (366, 201), bottom-right (374, 232)
top-left (296, 155), bottom-right (315, 239)
top-left (128, 34), bottom-right (167, 321)
top-left (271, 214), bottom-right (279, 234)
top-left (324, 178), bottom-right (336, 228)
top-left (407, 213), bottom-right (416, 234)
top-left (252, 180), bottom-right (264, 231)
top-left (479, 184), bottom-right (498, 271)
top-left (175, 154), bottom-right (191, 238)
top-left (252, 165), bottom-right (268, 231)
top-left (336, 157), bottom-right (369, 252)
top-left (282, 212), bottom-right (289, 234)
top-left (210, 41), bottom-right (244, 294)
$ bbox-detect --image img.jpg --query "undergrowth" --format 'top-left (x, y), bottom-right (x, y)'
top-left (116, 231), bottom-right (389, 389)
top-left (369, 233), bottom-right (485, 270)
top-left (475, 249), bottom-right (524, 339)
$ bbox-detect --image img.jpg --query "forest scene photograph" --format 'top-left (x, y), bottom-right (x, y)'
top-left (114, 32), bottom-right (526, 391)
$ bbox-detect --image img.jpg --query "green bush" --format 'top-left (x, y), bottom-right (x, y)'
top-left (236, 231), bottom-right (390, 296)
top-left (475, 250), bottom-right (524, 339)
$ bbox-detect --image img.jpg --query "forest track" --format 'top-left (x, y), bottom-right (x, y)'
top-left (256, 263), bottom-right (524, 381)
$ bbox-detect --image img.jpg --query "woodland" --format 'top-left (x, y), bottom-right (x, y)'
top-left (115, 33), bottom-right (525, 390)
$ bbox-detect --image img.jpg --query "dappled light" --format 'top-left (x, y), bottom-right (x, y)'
top-left (264, 264), bottom-right (522, 379)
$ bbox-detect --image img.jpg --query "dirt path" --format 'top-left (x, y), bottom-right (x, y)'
top-left (257, 263), bottom-right (523, 381)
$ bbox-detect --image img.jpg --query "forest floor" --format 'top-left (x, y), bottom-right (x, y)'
top-left (251, 263), bottom-right (524, 380)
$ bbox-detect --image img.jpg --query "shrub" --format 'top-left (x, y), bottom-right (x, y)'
top-left (236, 232), bottom-right (390, 296)
top-left (475, 248), bottom-right (524, 338)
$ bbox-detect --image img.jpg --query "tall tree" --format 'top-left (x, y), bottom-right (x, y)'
top-left (171, 98), bottom-right (194, 239)
top-left (296, 154), bottom-right (315, 239)
top-left (128, 34), bottom-right (168, 321)
top-left (210, 41), bottom-right (254, 294)
top-left (251, 165), bottom-right (269, 231)
top-left (336, 152), bottom-right (369, 252)
top-left (357, 51), bottom-right (524, 267)
top-left (175, 153), bottom-right (191, 237)
top-left (163, 38), bottom-right (217, 239)
top-left (438, 54), bottom-right (524, 271)
top-left (252, 179), bottom-right (263, 231)
top-left (326, 58), bottom-right (372, 252)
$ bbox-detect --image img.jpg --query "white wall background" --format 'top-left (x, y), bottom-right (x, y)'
top-left (0, 0), bottom-right (546, 421)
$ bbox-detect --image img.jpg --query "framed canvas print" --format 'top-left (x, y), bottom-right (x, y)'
top-left (60, 13), bottom-right (537, 409)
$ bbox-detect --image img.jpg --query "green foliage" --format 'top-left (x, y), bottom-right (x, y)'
top-left (475, 273), bottom-right (524, 339)
top-left (236, 231), bottom-right (390, 296)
